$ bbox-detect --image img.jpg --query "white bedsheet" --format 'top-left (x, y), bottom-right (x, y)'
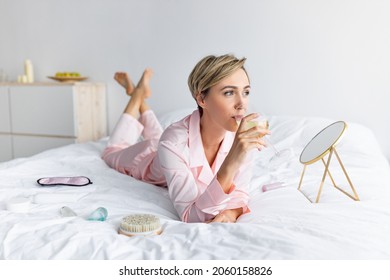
top-left (1, 114), bottom-right (390, 259)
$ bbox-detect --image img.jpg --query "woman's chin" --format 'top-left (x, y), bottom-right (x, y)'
top-left (227, 125), bottom-right (238, 132)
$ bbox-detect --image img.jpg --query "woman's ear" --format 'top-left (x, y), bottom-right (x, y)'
top-left (196, 92), bottom-right (206, 109)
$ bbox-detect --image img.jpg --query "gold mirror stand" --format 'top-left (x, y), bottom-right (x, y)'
top-left (298, 146), bottom-right (360, 203)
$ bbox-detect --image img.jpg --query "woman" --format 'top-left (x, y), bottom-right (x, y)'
top-left (102, 54), bottom-right (270, 223)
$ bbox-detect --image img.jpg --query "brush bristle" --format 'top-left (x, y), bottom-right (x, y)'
top-left (120, 214), bottom-right (161, 233)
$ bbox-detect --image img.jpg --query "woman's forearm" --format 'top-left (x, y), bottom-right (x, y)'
top-left (217, 155), bottom-right (240, 193)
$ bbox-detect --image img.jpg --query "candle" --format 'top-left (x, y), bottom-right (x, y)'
top-left (24, 59), bottom-right (34, 83)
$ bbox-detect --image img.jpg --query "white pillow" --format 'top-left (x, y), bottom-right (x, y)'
top-left (157, 110), bottom-right (384, 160)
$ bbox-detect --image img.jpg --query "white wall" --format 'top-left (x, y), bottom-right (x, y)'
top-left (1, 0), bottom-right (390, 159)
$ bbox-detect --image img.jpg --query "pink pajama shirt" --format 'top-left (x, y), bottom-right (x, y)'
top-left (102, 110), bottom-right (252, 223)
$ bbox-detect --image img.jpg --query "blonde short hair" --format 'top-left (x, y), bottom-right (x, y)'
top-left (188, 54), bottom-right (248, 111)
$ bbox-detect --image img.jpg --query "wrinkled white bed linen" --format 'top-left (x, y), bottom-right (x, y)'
top-left (1, 112), bottom-right (390, 259)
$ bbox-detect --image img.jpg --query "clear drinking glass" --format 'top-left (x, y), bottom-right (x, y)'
top-left (252, 114), bottom-right (295, 169)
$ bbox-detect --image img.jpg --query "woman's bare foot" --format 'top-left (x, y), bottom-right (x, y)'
top-left (135, 68), bottom-right (153, 98)
top-left (114, 72), bottom-right (135, 95)
top-left (120, 69), bottom-right (153, 117)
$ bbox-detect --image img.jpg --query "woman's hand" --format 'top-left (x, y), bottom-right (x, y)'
top-left (206, 208), bottom-right (243, 223)
top-left (228, 113), bottom-right (270, 167)
top-left (217, 113), bottom-right (270, 193)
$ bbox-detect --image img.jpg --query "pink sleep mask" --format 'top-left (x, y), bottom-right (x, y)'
top-left (37, 176), bottom-right (92, 187)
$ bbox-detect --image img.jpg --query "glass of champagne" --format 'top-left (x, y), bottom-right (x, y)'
top-left (239, 113), bottom-right (295, 190)
top-left (250, 114), bottom-right (295, 169)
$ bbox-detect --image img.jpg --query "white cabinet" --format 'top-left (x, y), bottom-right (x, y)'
top-left (0, 135), bottom-right (12, 162)
top-left (0, 86), bottom-right (11, 132)
top-left (0, 82), bottom-right (107, 161)
top-left (0, 86), bottom-right (13, 161)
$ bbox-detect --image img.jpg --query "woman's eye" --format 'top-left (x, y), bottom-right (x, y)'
top-left (244, 91), bottom-right (250, 96)
top-left (224, 91), bottom-right (234, 96)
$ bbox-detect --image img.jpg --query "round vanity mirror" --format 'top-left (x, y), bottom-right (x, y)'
top-left (299, 121), bottom-right (347, 165)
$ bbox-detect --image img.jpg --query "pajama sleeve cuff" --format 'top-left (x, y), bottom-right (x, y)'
top-left (194, 176), bottom-right (232, 215)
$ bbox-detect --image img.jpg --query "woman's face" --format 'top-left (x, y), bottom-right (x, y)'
top-left (199, 68), bottom-right (250, 132)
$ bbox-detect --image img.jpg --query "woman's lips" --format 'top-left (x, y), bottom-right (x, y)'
top-left (233, 115), bottom-right (244, 125)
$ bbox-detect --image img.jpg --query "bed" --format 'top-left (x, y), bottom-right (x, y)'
top-left (1, 108), bottom-right (389, 260)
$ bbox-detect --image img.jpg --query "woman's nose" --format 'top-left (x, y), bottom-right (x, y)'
top-left (234, 94), bottom-right (246, 110)
top-left (234, 103), bottom-right (243, 110)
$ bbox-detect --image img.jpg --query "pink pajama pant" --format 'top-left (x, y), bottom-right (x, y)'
top-left (101, 110), bottom-right (167, 186)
